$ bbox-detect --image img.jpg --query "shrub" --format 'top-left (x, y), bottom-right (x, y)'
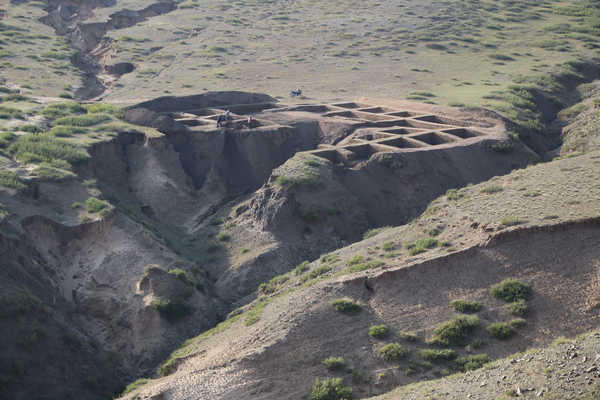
top-left (85, 197), bottom-right (108, 213)
top-left (472, 339), bottom-right (485, 349)
top-left (508, 299), bottom-right (528, 316)
top-left (293, 261), bottom-right (310, 275)
top-left (320, 253), bottom-right (340, 263)
top-left (399, 331), bottom-right (418, 342)
top-left (8, 134), bottom-right (87, 165)
top-left (3, 94), bottom-right (29, 102)
top-left (490, 279), bottom-right (530, 302)
top-left (331, 298), bottom-right (361, 313)
top-left (455, 354), bottom-right (492, 371)
top-left (322, 356), bottom-right (345, 370)
top-left (276, 168), bottom-right (323, 189)
top-left (168, 268), bottom-right (191, 285)
top-left (491, 140), bottom-right (514, 154)
top-left (0, 170), bottom-right (27, 193)
top-left (153, 298), bottom-right (194, 322)
top-left (299, 207), bottom-right (320, 221)
top-left (419, 349), bottom-right (456, 363)
top-left (429, 314), bottom-right (480, 346)
top-left (344, 260), bottom-right (384, 274)
top-left (500, 216), bottom-right (523, 226)
top-left (368, 325), bottom-right (388, 339)
top-left (346, 255), bottom-right (363, 266)
top-left (83, 179), bottom-right (96, 187)
top-left (449, 300), bottom-right (482, 313)
top-left (300, 265), bottom-right (330, 282)
top-left (309, 378), bottom-right (353, 400)
top-left (445, 188), bottom-right (463, 200)
top-left (480, 185), bottom-right (503, 194)
top-left (157, 358), bottom-right (178, 376)
top-left (216, 231), bottom-right (229, 241)
top-left (488, 322), bottom-right (514, 339)
top-left (378, 343), bottom-right (409, 360)
top-left (509, 318), bottom-right (526, 328)
top-left (0, 106), bottom-right (24, 119)
top-left (382, 241), bottom-right (395, 251)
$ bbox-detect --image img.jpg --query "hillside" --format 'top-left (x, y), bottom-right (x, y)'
top-left (0, 0), bottom-right (599, 400)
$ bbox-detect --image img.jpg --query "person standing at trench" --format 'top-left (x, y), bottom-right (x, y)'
top-left (216, 115), bottom-right (223, 128)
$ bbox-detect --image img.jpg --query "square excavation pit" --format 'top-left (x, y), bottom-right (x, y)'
top-left (331, 102), bottom-right (373, 109)
top-left (377, 136), bottom-right (429, 149)
top-left (343, 143), bottom-right (382, 160)
top-left (309, 149), bottom-right (345, 164)
top-left (385, 110), bottom-right (425, 118)
top-left (379, 127), bottom-right (427, 135)
top-left (287, 105), bottom-right (342, 114)
top-left (408, 132), bottom-right (458, 146)
top-left (441, 128), bottom-right (486, 139)
top-left (412, 115), bottom-right (471, 127)
top-left (357, 106), bottom-right (398, 114)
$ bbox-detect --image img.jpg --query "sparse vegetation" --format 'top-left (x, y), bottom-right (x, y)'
top-left (449, 300), bottom-right (482, 313)
top-left (428, 314), bottom-right (480, 346)
top-left (490, 279), bottom-right (530, 302)
top-left (368, 325), bottom-right (388, 339)
top-left (8, 134), bottom-right (87, 165)
top-left (480, 185), bottom-right (503, 194)
top-left (378, 343), bottom-right (409, 361)
top-left (309, 378), bottom-right (353, 400)
top-left (419, 349), bottom-right (456, 363)
top-left (85, 197), bottom-right (108, 213)
top-left (488, 322), bottom-right (515, 340)
top-left (322, 356), bottom-right (345, 370)
top-left (331, 298), bottom-right (361, 313)
top-left (455, 354), bottom-right (492, 371)
top-left (508, 300), bottom-right (528, 316)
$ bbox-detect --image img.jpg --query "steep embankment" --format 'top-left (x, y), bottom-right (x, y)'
top-left (116, 150), bottom-right (600, 400)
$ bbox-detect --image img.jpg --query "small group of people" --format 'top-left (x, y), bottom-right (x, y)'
top-left (216, 110), bottom-right (253, 128)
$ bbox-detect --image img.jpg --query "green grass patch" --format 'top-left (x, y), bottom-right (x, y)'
top-left (363, 225), bottom-right (392, 239)
top-left (479, 185), bottom-right (503, 194)
top-left (455, 354), bottom-right (492, 371)
top-left (245, 299), bottom-right (271, 326)
top-left (0, 170), bottom-right (27, 193)
top-left (34, 162), bottom-right (76, 182)
top-left (8, 134), bottom-right (87, 165)
top-left (419, 349), bottom-right (456, 363)
top-left (300, 265), bottom-right (330, 282)
top-left (53, 114), bottom-right (112, 127)
top-left (293, 261), bottom-right (310, 275)
top-left (122, 378), bottom-right (148, 396)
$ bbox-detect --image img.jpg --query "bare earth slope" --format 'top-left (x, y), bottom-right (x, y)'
top-left (118, 151), bottom-right (600, 400)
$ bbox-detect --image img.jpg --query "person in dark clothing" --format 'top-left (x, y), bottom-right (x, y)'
top-left (216, 115), bottom-right (223, 127)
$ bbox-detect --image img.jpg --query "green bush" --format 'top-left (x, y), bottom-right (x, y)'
top-left (399, 331), bottom-right (418, 342)
top-left (3, 94), bottom-right (29, 102)
top-left (168, 268), bottom-right (191, 285)
top-left (0, 170), bottom-right (27, 193)
top-left (368, 325), bottom-right (388, 339)
top-left (509, 318), bottom-right (526, 328)
top-left (0, 106), bottom-right (24, 119)
top-left (500, 216), bottom-right (523, 226)
top-left (455, 354), bottom-right (492, 371)
top-left (428, 314), bottom-right (480, 346)
top-left (85, 197), bottom-right (108, 213)
top-left (8, 134), bottom-right (87, 165)
top-left (445, 188), bottom-right (463, 200)
top-left (216, 231), bottom-right (230, 241)
top-left (491, 140), bottom-right (514, 154)
top-left (508, 299), bottom-right (528, 316)
top-left (293, 261), bottom-right (310, 275)
top-left (378, 343), bottom-right (409, 361)
top-left (300, 265), bottom-right (330, 282)
top-left (419, 349), bottom-right (456, 363)
top-left (153, 298), bottom-right (194, 322)
top-left (449, 300), bottom-right (482, 313)
top-left (322, 356), bottom-right (345, 370)
top-left (331, 298), bottom-right (361, 313)
top-left (299, 206), bottom-right (320, 221)
top-left (344, 260), bottom-right (384, 274)
top-left (310, 378), bottom-right (353, 400)
top-left (488, 322), bottom-right (514, 340)
top-left (382, 241), bottom-right (395, 251)
top-left (480, 185), bottom-right (503, 194)
top-left (347, 255), bottom-right (364, 266)
top-left (490, 279), bottom-right (530, 302)
top-left (157, 358), bottom-right (178, 377)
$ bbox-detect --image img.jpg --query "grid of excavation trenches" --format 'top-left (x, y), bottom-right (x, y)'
top-left (163, 100), bottom-right (493, 165)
